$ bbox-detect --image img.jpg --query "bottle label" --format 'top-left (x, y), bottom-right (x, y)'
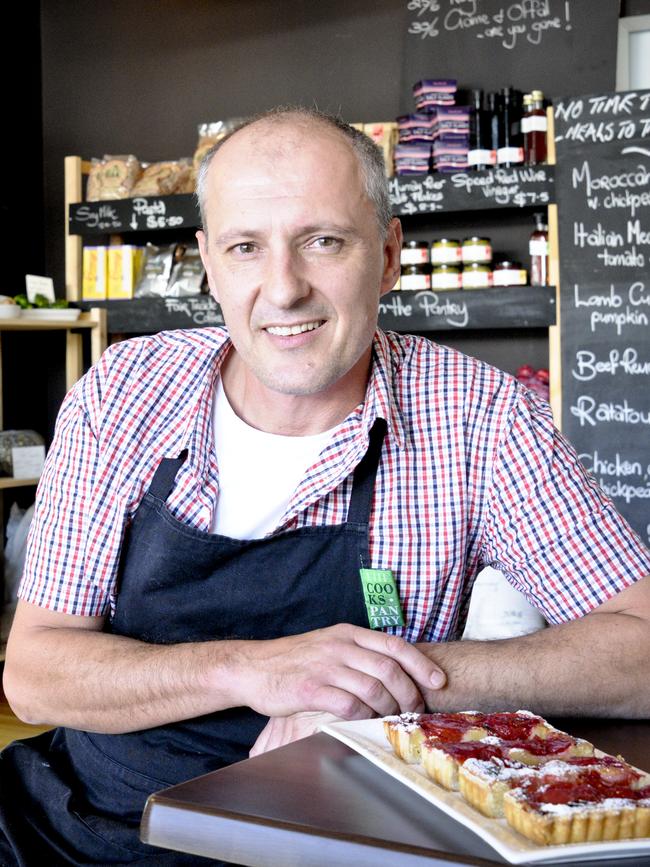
top-left (431, 246), bottom-right (462, 264)
top-left (496, 146), bottom-right (524, 165)
top-left (467, 148), bottom-right (496, 167)
top-left (529, 239), bottom-right (549, 256)
top-left (521, 115), bottom-right (548, 133)
top-left (493, 269), bottom-right (528, 287)
top-left (462, 270), bottom-right (493, 289)
top-left (400, 272), bottom-right (431, 291)
top-left (401, 247), bottom-right (430, 265)
top-left (432, 272), bottom-right (463, 290)
top-left (462, 244), bottom-right (493, 264)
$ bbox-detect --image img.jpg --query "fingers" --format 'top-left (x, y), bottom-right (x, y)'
top-left (326, 644), bottom-right (426, 716)
top-left (351, 628), bottom-right (447, 690)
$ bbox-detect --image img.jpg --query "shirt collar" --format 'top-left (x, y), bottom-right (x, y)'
top-left (175, 326), bottom-right (407, 479)
top-left (362, 330), bottom-right (407, 450)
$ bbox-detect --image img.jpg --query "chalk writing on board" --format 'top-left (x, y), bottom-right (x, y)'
top-left (578, 448), bottom-right (650, 509)
top-left (555, 93), bottom-right (650, 143)
top-left (572, 282), bottom-right (650, 335)
top-left (73, 204), bottom-right (121, 231)
top-left (130, 199), bottom-right (185, 231)
top-left (163, 296), bottom-right (224, 326)
top-left (406, 0), bottom-right (571, 50)
top-left (388, 166), bottom-right (552, 213)
top-left (379, 290), bottom-right (469, 327)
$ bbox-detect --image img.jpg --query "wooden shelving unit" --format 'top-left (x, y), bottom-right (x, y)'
top-left (0, 307), bottom-right (107, 660)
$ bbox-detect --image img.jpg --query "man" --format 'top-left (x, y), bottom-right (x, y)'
top-left (1, 107), bottom-right (649, 864)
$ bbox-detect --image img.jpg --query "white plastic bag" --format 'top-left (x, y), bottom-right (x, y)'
top-left (4, 502), bottom-right (34, 603)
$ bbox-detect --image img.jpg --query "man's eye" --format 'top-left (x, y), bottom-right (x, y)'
top-left (310, 237), bottom-right (341, 251)
top-left (231, 242), bottom-right (256, 255)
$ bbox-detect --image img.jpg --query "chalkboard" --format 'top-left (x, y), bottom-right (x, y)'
top-left (555, 89), bottom-right (650, 548)
top-left (401, 1), bottom-right (619, 109)
top-left (69, 195), bottom-right (200, 235)
top-left (390, 165), bottom-right (553, 214)
top-left (81, 286), bottom-right (555, 334)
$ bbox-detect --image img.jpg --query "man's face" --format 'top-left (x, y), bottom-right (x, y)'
top-left (197, 121), bottom-right (401, 400)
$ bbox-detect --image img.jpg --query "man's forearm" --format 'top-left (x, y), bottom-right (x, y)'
top-left (5, 626), bottom-right (242, 733)
top-left (418, 609), bottom-right (650, 717)
top-left (4, 602), bottom-right (444, 734)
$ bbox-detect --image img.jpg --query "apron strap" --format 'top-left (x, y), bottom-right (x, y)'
top-left (147, 449), bottom-right (189, 502)
top-left (347, 418), bottom-right (387, 524)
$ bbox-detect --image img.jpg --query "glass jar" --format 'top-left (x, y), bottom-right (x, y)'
top-left (401, 240), bottom-right (430, 266)
top-left (492, 260), bottom-right (528, 287)
top-left (462, 237), bottom-right (492, 264)
top-left (462, 263), bottom-right (493, 290)
top-left (431, 238), bottom-right (462, 265)
top-left (400, 263), bottom-right (432, 290)
top-left (432, 264), bottom-right (462, 291)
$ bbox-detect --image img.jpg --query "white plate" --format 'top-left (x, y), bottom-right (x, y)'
top-left (319, 718), bottom-right (650, 865)
top-left (20, 308), bottom-right (81, 321)
top-left (0, 306), bottom-right (22, 319)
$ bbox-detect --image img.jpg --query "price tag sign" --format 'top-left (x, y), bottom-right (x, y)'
top-left (25, 275), bottom-right (56, 304)
top-left (11, 445), bottom-right (46, 479)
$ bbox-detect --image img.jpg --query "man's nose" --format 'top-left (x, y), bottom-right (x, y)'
top-left (260, 249), bottom-right (310, 308)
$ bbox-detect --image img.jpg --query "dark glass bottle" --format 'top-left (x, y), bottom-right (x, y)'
top-left (497, 87), bottom-right (524, 168)
top-left (467, 89), bottom-right (495, 171)
top-left (487, 91), bottom-right (501, 155)
top-left (522, 90), bottom-right (548, 165)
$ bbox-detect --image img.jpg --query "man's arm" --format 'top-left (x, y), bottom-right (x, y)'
top-left (2, 599), bottom-right (445, 734)
top-left (417, 574), bottom-right (650, 717)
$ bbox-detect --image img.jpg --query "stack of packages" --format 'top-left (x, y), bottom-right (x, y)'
top-left (395, 80), bottom-right (470, 175)
top-left (431, 105), bottom-right (470, 171)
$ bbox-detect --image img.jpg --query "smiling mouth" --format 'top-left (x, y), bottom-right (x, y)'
top-left (265, 320), bottom-right (325, 337)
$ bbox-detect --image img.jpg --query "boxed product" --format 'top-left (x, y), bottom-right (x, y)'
top-left (107, 246), bottom-right (145, 300)
top-left (134, 243), bottom-right (176, 298)
top-left (82, 247), bottom-right (108, 300)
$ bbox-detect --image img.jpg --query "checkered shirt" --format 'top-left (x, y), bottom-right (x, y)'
top-left (19, 328), bottom-right (650, 641)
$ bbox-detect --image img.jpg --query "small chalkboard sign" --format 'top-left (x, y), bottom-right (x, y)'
top-left (69, 194), bottom-right (200, 235)
top-left (389, 166), bottom-right (553, 215)
top-left (555, 89), bottom-right (650, 548)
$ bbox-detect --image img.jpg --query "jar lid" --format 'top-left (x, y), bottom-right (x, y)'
top-left (463, 236), bottom-right (491, 245)
top-left (433, 264), bottom-right (461, 273)
top-left (432, 238), bottom-right (461, 247)
top-left (402, 240), bottom-right (429, 249)
top-left (530, 89), bottom-right (544, 101)
top-left (464, 262), bottom-right (491, 271)
top-left (494, 259), bottom-right (522, 269)
top-left (401, 263), bottom-right (432, 274)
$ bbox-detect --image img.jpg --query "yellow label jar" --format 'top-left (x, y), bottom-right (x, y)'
top-left (462, 236), bottom-right (492, 264)
top-left (432, 264), bottom-right (462, 291)
top-left (462, 262), bottom-right (493, 289)
top-left (431, 238), bottom-right (462, 265)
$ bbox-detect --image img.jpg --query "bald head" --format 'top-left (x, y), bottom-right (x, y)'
top-left (195, 107), bottom-right (392, 238)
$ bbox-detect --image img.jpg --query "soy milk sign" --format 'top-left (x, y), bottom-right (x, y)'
top-left (554, 90), bottom-right (650, 546)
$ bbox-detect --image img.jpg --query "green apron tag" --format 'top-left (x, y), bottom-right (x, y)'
top-left (359, 568), bottom-right (405, 629)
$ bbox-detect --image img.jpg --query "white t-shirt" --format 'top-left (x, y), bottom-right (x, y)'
top-left (210, 377), bottom-right (336, 539)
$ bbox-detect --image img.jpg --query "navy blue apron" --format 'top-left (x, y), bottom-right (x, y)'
top-left (0, 419), bottom-right (387, 865)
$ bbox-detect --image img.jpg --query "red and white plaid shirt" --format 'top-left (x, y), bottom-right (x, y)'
top-left (20, 328), bottom-right (650, 641)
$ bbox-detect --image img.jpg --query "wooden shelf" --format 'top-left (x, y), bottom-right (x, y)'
top-left (0, 310), bottom-right (103, 331)
top-left (0, 477), bottom-right (39, 490)
top-left (79, 286), bottom-right (556, 334)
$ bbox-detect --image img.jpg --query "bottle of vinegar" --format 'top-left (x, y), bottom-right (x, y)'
top-left (522, 90), bottom-right (548, 165)
top-left (529, 212), bottom-right (549, 286)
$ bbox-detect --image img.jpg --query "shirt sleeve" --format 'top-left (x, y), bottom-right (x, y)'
top-left (480, 386), bottom-right (650, 624)
top-left (19, 363), bottom-right (114, 617)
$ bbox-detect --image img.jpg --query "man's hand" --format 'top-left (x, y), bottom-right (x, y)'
top-left (250, 711), bottom-right (342, 757)
top-left (230, 623), bottom-right (447, 721)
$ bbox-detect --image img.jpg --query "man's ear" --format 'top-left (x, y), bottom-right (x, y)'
top-left (196, 229), bottom-right (219, 303)
top-left (380, 218), bottom-right (403, 297)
